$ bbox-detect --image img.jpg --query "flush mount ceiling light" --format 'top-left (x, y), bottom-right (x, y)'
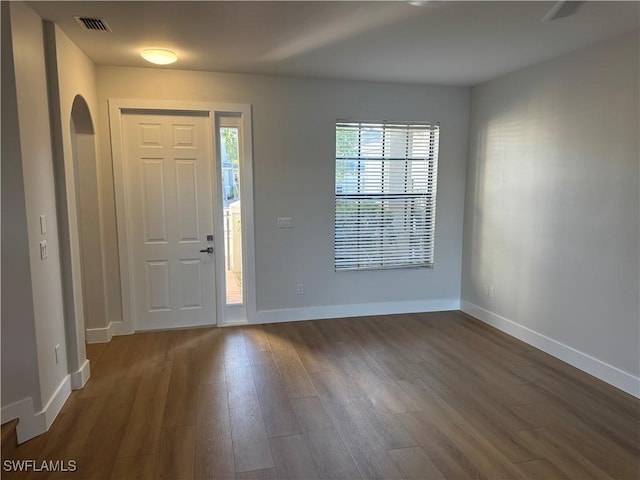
top-left (140, 48), bottom-right (178, 65)
top-left (408, 1), bottom-right (430, 6)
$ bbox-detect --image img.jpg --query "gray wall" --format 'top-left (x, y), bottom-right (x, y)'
top-left (2, 3), bottom-right (102, 438)
top-left (1, 0), bottom-right (41, 410)
top-left (462, 31), bottom-right (639, 377)
top-left (3, 1), bottom-right (69, 411)
top-left (96, 68), bottom-right (470, 319)
top-left (49, 23), bottom-right (103, 337)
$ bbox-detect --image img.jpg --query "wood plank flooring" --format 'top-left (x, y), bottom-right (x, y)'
top-left (4, 311), bottom-right (639, 479)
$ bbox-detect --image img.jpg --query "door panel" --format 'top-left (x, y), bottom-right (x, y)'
top-left (146, 261), bottom-right (170, 311)
top-left (141, 159), bottom-right (167, 242)
top-left (175, 160), bottom-right (199, 241)
top-left (180, 259), bottom-right (203, 309)
top-left (123, 112), bottom-right (216, 330)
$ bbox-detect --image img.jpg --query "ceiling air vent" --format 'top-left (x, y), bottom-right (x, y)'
top-left (74, 16), bottom-right (112, 32)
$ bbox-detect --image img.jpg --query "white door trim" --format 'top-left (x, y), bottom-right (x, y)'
top-left (108, 99), bottom-right (256, 332)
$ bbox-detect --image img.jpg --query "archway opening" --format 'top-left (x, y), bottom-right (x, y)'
top-left (69, 95), bottom-right (104, 358)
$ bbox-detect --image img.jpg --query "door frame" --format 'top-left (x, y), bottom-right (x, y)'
top-left (108, 99), bottom-right (256, 332)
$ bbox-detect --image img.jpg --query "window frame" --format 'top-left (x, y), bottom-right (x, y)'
top-left (334, 119), bottom-right (440, 272)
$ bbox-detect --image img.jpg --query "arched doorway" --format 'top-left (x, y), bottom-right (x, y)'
top-left (63, 94), bottom-right (100, 388)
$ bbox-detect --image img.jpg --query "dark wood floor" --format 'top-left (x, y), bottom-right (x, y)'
top-left (5, 311), bottom-right (639, 479)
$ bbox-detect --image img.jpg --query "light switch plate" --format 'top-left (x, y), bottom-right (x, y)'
top-left (277, 217), bottom-right (292, 228)
top-left (40, 215), bottom-right (47, 234)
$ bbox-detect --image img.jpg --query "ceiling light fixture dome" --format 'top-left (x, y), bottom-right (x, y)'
top-left (140, 48), bottom-right (178, 65)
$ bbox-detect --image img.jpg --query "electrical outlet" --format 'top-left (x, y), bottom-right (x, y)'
top-left (278, 217), bottom-right (292, 228)
top-left (483, 284), bottom-right (489, 297)
top-left (40, 240), bottom-right (48, 260)
top-left (297, 283), bottom-right (304, 295)
top-left (489, 286), bottom-right (495, 298)
top-left (55, 344), bottom-right (60, 364)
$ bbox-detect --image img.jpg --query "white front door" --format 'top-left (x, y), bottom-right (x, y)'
top-left (122, 111), bottom-right (216, 330)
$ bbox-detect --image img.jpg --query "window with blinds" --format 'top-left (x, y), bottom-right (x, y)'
top-left (335, 121), bottom-right (439, 271)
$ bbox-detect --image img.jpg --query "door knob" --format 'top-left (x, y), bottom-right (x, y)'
top-left (199, 247), bottom-right (214, 254)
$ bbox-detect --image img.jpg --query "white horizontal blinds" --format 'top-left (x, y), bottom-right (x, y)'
top-left (335, 121), bottom-right (439, 271)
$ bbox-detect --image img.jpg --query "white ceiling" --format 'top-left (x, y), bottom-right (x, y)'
top-left (30, 1), bottom-right (639, 86)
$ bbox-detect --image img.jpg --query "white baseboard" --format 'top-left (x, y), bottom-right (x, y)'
top-left (461, 301), bottom-right (640, 398)
top-left (111, 319), bottom-right (134, 336)
top-left (1, 375), bottom-right (72, 444)
top-left (85, 320), bottom-right (131, 343)
top-left (85, 323), bottom-right (113, 343)
top-left (70, 359), bottom-right (91, 389)
top-left (41, 376), bottom-right (71, 430)
top-left (1, 398), bottom-right (45, 444)
top-left (249, 298), bottom-right (460, 326)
